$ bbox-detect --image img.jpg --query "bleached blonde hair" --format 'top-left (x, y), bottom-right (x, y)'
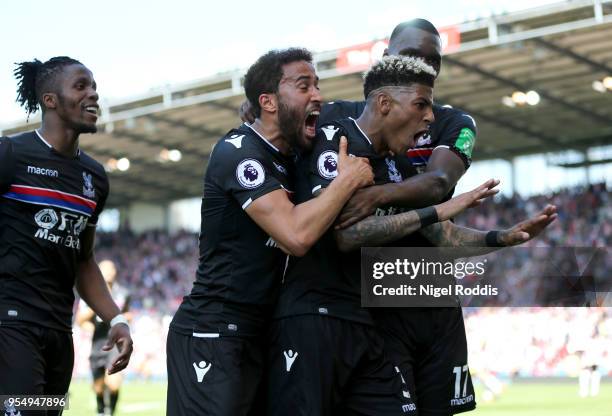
top-left (363, 55), bottom-right (437, 99)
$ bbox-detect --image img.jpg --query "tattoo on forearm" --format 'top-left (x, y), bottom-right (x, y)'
top-left (419, 222), bottom-right (502, 254)
top-left (335, 211), bottom-right (422, 252)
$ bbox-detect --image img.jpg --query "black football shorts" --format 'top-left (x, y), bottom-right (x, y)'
top-left (0, 323), bottom-right (73, 416)
top-left (267, 314), bottom-right (417, 416)
top-left (373, 307), bottom-right (476, 415)
top-left (165, 327), bottom-right (265, 416)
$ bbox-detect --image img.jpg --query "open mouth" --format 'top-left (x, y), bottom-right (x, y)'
top-left (83, 105), bottom-right (99, 117)
top-left (413, 129), bottom-right (428, 142)
top-left (304, 110), bottom-right (320, 139)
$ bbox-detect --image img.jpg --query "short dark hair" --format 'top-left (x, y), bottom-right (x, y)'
top-left (389, 18), bottom-right (440, 43)
top-left (244, 48), bottom-right (312, 118)
top-left (14, 56), bottom-right (83, 117)
top-left (363, 56), bottom-right (437, 99)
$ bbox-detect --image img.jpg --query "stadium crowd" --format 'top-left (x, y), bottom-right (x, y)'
top-left (73, 183), bottom-right (611, 379)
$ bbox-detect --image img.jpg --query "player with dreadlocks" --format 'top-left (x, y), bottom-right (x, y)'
top-left (0, 57), bottom-right (133, 416)
top-left (267, 56), bottom-right (503, 415)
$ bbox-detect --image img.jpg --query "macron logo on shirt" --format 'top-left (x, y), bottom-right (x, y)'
top-left (321, 126), bottom-right (339, 141)
top-left (27, 165), bottom-right (59, 178)
top-left (226, 134), bottom-right (245, 149)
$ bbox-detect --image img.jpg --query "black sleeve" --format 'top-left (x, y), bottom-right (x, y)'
top-left (0, 137), bottom-right (15, 193)
top-left (437, 111), bottom-right (477, 169)
top-left (309, 124), bottom-right (346, 195)
top-left (318, 100), bottom-right (366, 126)
top-left (213, 142), bottom-right (283, 210)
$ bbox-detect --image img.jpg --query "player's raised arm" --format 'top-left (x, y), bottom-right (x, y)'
top-left (245, 136), bottom-right (373, 256)
top-left (418, 204), bottom-right (557, 254)
top-left (333, 178), bottom-right (499, 252)
top-left (336, 149), bottom-right (466, 229)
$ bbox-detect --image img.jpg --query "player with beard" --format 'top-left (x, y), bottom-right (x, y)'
top-left (267, 56), bottom-right (506, 416)
top-left (166, 48), bottom-right (374, 416)
top-left (0, 57), bottom-right (133, 416)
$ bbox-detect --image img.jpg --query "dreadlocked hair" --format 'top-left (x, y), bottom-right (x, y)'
top-left (14, 56), bottom-right (82, 116)
top-left (363, 55), bottom-right (437, 99)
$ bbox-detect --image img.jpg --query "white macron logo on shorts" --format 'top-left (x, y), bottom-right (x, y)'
top-left (283, 350), bottom-right (298, 372)
top-left (193, 360), bottom-right (212, 382)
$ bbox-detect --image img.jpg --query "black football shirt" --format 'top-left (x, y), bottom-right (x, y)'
top-left (274, 118), bottom-right (413, 325)
top-left (171, 124), bottom-right (294, 336)
top-left (0, 131), bottom-right (109, 331)
top-left (319, 100), bottom-right (477, 247)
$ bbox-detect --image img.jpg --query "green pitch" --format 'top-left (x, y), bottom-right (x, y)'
top-left (64, 380), bottom-right (611, 415)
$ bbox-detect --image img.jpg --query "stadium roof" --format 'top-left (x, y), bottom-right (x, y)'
top-left (2, 0), bottom-right (611, 206)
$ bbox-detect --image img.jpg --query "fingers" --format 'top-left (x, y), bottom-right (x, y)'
top-left (470, 179), bottom-right (500, 199)
top-left (108, 355), bottom-right (129, 374)
top-left (543, 213), bottom-right (557, 226)
top-left (475, 187), bottom-right (499, 201)
top-left (335, 137), bottom-right (373, 188)
top-left (527, 213), bottom-right (557, 228)
top-left (514, 231), bottom-right (530, 243)
top-left (108, 338), bottom-right (133, 375)
top-left (476, 178), bottom-right (500, 191)
top-left (104, 325), bottom-right (133, 374)
top-left (541, 204), bottom-right (557, 216)
top-left (338, 136), bottom-right (348, 157)
top-left (482, 188), bottom-right (500, 198)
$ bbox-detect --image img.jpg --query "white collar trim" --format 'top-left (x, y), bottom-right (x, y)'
top-left (247, 124), bottom-right (280, 153)
top-left (35, 129), bottom-right (53, 148)
top-left (349, 117), bottom-right (373, 145)
top-left (35, 129), bottom-right (80, 156)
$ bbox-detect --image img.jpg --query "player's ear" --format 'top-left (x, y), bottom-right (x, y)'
top-left (259, 93), bottom-right (277, 115)
top-left (377, 92), bottom-right (392, 116)
top-left (41, 92), bottom-right (58, 111)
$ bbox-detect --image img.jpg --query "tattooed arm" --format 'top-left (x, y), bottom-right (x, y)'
top-left (335, 210), bottom-right (424, 252)
top-left (418, 221), bottom-right (497, 256)
top-left (419, 205), bottom-right (558, 253)
top-left (333, 179), bottom-right (500, 252)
